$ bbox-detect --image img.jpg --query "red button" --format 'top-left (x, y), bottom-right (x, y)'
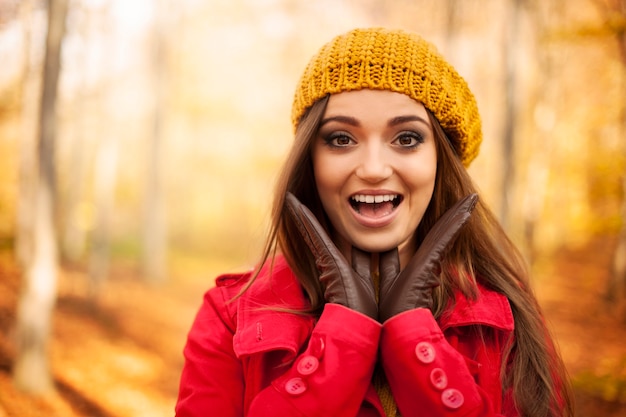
top-left (297, 355), bottom-right (319, 376)
top-left (415, 341), bottom-right (436, 364)
top-left (441, 388), bottom-right (464, 409)
top-left (430, 368), bottom-right (448, 390)
top-left (285, 377), bottom-right (307, 396)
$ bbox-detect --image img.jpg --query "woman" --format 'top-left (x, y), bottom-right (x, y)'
top-left (175, 27), bottom-right (575, 417)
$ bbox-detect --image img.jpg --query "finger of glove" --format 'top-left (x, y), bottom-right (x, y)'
top-left (343, 278), bottom-right (378, 319)
top-left (321, 248), bottom-right (377, 318)
top-left (351, 247), bottom-right (378, 305)
top-left (404, 193), bottom-right (478, 277)
top-left (379, 195), bottom-right (477, 321)
top-left (351, 246), bottom-right (371, 279)
top-left (284, 193), bottom-right (349, 271)
top-left (284, 193), bottom-right (357, 306)
top-left (421, 193), bottom-right (477, 251)
top-left (284, 193), bottom-right (325, 258)
top-left (378, 248), bottom-right (401, 299)
top-left (378, 247), bottom-right (417, 321)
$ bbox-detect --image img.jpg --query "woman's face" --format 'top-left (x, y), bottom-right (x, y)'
top-left (312, 89), bottom-right (437, 258)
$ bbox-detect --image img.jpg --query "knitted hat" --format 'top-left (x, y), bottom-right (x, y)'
top-left (291, 27), bottom-right (482, 166)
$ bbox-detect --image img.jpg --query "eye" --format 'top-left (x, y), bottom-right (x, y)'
top-left (324, 132), bottom-right (355, 148)
top-left (393, 131), bottom-right (424, 149)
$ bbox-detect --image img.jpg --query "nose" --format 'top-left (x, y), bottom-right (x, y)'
top-left (355, 142), bottom-right (393, 183)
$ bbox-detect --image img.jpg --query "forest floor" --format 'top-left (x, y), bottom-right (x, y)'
top-left (0, 236), bottom-right (625, 416)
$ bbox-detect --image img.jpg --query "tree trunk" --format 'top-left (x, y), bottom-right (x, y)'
top-left (88, 138), bottom-right (118, 298)
top-left (13, 0), bottom-right (68, 394)
top-left (520, 0), bottom-right (563, 263)
top-left (142, 0), bottom-right (169, 284)
top-left (499, 0), bottom-right (522, 231)
top-left (607, 0), bottom-right (626, 317)
top-left (61, 41), bottom-right (89, 263)
top-left (61, 123), bottom-right (88, 263)
top-left (61, 3), bottom-right (104, 268)
top-left (16, 0), bottom-right (37, 269)
top-left (610, 183), bottom-right (625, 312)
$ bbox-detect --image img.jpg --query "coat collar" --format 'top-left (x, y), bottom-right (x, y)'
top-left (232, 256), bottom-right (314, 359)
top-left (440, 283), bottom-right (515, 333)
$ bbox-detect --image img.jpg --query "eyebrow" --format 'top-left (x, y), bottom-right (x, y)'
top-left (388, 115), bottom-right (430, 127)
top-left (319, 114), bottom-right (430, 128)
top-left (319, 115), bottom-right (360, 127)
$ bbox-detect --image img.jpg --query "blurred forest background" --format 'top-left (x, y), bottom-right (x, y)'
top-left (0, 0), bottom-right (625, 416)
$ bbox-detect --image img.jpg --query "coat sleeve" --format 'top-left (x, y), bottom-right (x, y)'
top-left (380, 308), bottom-right (515, 417)
top-left (176, 294), bottom-right (381, 417)
top-left (247, 303), bottom-right (381, 416)
top-left (175, 285), bottom-right (245, 417)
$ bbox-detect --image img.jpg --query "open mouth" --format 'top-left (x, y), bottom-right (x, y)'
top-left (349, 194), bottom-right (403, 218)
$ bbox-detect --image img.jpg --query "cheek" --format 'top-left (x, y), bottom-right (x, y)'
top-left (405, 151), bottom-right (437, 189)
top-left (312, 156), bottom-right (328, 198)
top-left (312, 153), bottom-right (344, 200)
top-left (419, 164), bottom-right (437, 191)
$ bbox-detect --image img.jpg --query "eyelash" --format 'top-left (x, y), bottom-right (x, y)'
top-left (321, 130), bottom-right (425, 149)
top-left (394, 131), bottom-right (425, 149)
top-left (323, 132), bottom-right (354, 148)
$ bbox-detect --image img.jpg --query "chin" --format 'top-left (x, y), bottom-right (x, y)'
top-left (351, 238), bottom-right (400, 254)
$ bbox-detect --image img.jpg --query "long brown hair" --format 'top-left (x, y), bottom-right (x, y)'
top-left (426, 112), bottom-right (575, 417)
top-left (248, 94), bottom-right (574, 417)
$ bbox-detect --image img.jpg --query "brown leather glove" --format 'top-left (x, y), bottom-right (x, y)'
top-left (378, 194), bottom-right (478, 323)
top-left (284, 192), bottom-right (378, 319)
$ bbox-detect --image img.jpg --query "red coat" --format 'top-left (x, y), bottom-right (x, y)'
top-left (175, 256), bottom-right (517, 416)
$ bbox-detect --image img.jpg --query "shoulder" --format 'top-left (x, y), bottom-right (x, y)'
top-left (440, 282), bottom-right (514, 333)
top-left (208, 255), bottom-right (294, 296)
top-left (212, 255), bottom-right (300, 300)
top-left (203, 255), bottom-right (306, 330)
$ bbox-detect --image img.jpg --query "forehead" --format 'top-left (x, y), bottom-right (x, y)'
top-left (324, 89), bottom-right (429, 120)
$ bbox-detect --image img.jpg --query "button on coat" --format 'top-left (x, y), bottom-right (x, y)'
top-left (284, 377), bottom-right (307, 396)
top-left (430, 368), bottom-right (448, 390)
top-left (296, 355), bottom-right (319, 376)
top-left (442, 388), bottom-right (465, 409)
top-left (415, 341), bottom-right (436, 364)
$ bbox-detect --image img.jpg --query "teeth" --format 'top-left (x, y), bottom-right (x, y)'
top-left (351, 194), bottom-right (398, 203)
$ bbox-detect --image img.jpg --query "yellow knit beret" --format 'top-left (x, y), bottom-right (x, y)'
top-left (291, 27), bottom-right (482, 166)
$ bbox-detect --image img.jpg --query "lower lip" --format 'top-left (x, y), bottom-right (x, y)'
top-left (349, 202), bottom-right (399, 228)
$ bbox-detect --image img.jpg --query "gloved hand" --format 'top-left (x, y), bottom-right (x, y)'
top-left (284, 192), bottom-right (378, 319)
top-left (378, 194), bottom-right (478, 323)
